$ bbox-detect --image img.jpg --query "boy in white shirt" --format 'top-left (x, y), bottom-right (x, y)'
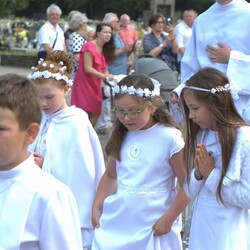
top-left (0, 73), bottom-right (82, 250)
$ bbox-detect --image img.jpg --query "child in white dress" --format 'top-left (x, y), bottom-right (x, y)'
top-left (29, 50), bottom-right (105, 250)
top-left (0, 74), bottom-right (82, 249)
top-left (92, 74), bottom-right (189, 250)
top-left (181, 67), bottom-right (250, 250)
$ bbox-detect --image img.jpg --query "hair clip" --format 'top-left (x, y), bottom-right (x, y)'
top-left (31, 66), bottom-right (37, 71)
top-left (38, 58), bottom-right (44, 64)
top-left (185, 83), bottom-right (231, 95)
top-left (49, 64), bottom-right (55, 69)
top-left (59, 66), bottom-right (67, 72)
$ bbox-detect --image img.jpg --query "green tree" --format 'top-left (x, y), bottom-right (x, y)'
top-left (8, 0), bottom-right (250, 20)
top-left (0, 0), bottom-right (29, 15)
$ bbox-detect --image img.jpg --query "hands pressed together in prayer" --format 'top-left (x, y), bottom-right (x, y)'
top-left (194, 144), bottom-right (214, 180)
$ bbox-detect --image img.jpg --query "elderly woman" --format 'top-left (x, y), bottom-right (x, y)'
top-left (68, 12), bottom-right (88, 74)
top-left (143, 13), bottom-right (178, 71)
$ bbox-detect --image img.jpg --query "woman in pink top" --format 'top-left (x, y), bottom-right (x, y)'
top-left (71, 23), bottom-right (115, 127)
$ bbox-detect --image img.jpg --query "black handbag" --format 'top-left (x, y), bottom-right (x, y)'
top-left (37, 50), bottom-right (47, 61)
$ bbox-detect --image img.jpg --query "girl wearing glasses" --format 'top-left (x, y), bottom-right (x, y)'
top-left (92, 74), bottom-right (189, 250)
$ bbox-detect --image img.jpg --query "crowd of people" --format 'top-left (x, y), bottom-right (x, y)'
top-left (1, 0), bottom-right (250, 249)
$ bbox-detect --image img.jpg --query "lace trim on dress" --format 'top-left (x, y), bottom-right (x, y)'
top-left (118, 182), bottom-right (174, 194)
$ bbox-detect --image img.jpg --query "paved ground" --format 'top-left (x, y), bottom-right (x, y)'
top-left (0, 65), bottom-right (30, 76)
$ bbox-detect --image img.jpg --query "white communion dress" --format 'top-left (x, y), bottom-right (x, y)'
top-left (92, 123), bottom-right (185, 250)
top-left (185, 127), bottom-right (250, 250)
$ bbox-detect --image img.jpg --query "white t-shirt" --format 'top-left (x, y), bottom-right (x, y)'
top-left (38, 21), bottom-right (65, 51)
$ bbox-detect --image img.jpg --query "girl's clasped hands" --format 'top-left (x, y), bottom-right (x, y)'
top-left (194, 144), bottom-right (214, 180)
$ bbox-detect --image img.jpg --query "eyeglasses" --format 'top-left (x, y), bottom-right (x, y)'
top-left (113, 107), bottom-right (146, 119)
top-left (112, 20), bottom-right (120, 23)
top-left (156, 21), bottom-right (165, 24)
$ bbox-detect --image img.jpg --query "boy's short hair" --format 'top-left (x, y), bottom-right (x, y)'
top-left (0, 74), bottom-right (41, 130)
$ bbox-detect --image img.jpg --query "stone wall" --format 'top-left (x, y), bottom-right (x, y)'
top-left (0, 54), bottom-right (36, 68)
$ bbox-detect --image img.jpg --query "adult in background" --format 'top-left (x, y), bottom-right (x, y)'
top-left (104, 12), bottom-right (133, 74)
top-left (71, 23), bottom-right (115, 127)
top-left (172, 0), bottom-right (250, 123)
top-left (64, 10), bottom-right (80, 48)
top-left (67, 12), bottom-right (88, 75)
top-left (37, 4), bottom-right (66, 60)
top-left (143, 13), bottom-right (178, 72)
top-left (119, 13), bottom-right (139, 73)
top-left (174, 9), bottom-right (197, 73)
top-left (85, 26), bottom-right (95, 41)
top-left (95, 13), bottom-right (133, 134)
top-left (119, 14), bottom-right (138, 46)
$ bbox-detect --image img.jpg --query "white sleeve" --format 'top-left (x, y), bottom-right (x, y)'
top-left (227, 50), bottom-right (250, 98)
top-left (175, 26), bottom-right (185, 49)
top-left (205, 139), bottom-right (250, 209)
top-left (184, 168), bottom-right (205, 200)
top-left (39, 185), bottom-right (83, 249)
top-left (180, 22), bottom-right (200, 83)
top-left (39, 26), bottom-right (51, 45)
top-left (172, 82), bottom-right (185, 97)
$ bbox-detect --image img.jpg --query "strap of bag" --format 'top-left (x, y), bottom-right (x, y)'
top-left (52, 31), bottom-right (58, 49)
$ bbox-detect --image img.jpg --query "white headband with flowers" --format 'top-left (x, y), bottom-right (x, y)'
top-left (112, 78), bottom-right (161, 97)
top-left (28, 58), bottom-right (73, 86)
top-left (185, 83), bottom-right (231, 95)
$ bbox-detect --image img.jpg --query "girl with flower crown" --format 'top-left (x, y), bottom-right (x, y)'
top-left (91, 74), bottom-right (189, 250)
top-left (28, 50), bottom-right (105, 250)
top-left (181, 67), bottom-right (250, 249)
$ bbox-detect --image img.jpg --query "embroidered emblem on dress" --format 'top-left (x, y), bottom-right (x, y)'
top-left (127, 143), bottom-right (143, 161)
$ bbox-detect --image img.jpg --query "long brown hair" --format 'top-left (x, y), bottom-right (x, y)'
top-left (181, 67), bottom-right (248, 203)
top-left (95, 23), bottom-right (115, 63)
top-left (105, 74), bottom-right (180, 161)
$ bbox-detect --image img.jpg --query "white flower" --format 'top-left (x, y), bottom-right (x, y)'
top-left (136, 88), bottom-right (144, 97)
top-left (143, 88), bottom-right (151, 97)
top-left (127, 86), bottom-right (136, 95)
top-left (121, 85), bottom-right (128, 94)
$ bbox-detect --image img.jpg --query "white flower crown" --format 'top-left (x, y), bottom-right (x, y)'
top-left (112, 78), bottom-right (161, 97)
top-left (29, 70), bottom-right (73, 86)
top-left (28, 58), bottom-right (73, 86)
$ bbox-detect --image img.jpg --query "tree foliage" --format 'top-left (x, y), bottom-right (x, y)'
top-left (0, 0), bottom-right (29, 15)
top-left (4, 0), bottom-right (250, 20)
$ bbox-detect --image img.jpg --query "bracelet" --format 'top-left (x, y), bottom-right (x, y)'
top-left (159, 43), bottom-right (164, 48)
